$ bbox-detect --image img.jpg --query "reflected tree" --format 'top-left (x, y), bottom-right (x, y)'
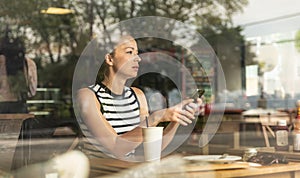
top-left (0, 0), bottom-right (251, 93)
top-left (296, 30), bottom-right (300, 52)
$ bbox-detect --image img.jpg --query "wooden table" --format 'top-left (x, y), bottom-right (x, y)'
top-left (242, 109), bottom-right (290, 147)
top-left (195, 110), bottom-right (243, 154)
top-left (0, 113), bottom-right (34, 134)
top-left (168, 162), bottom-right (300, 178)
top-left (0, 113), bottom-right (34, 119)
top-left (186, 108), bottom-right (290, 155)
top-left (89, 155), bottom-right (300, 178)
top-left (0, 113), bottom-right (34, 171)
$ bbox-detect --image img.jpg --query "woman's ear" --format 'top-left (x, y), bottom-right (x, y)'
top-left (105, 53), bottom-right (113, 66)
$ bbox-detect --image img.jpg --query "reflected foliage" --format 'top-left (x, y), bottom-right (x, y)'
top-left (296, 30), bottom-right (300, 52)
top-left (0, 0), bottom-right (250, 95)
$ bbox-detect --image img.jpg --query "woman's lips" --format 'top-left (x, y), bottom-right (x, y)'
top-left (132, 66), bottom-right (139, 71)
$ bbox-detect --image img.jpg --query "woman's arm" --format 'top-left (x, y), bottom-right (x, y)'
top-left (131, 87), bottom-right (149, 124)
top-left (76, 88), bottom-right (144, 158)
top-left (132, 87), bottom-right (200, 150)
top-left (132, 87), bottom-right (197, 126)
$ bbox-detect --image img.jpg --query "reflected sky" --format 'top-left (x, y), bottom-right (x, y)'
top-left (232, 0), bottom-right (300, 37)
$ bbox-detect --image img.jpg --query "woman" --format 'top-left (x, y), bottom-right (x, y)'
top-left (76, 35), bottom-right (201, 160)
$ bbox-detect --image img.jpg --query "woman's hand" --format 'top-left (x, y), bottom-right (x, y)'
top-left (161, 99), bottom-right (202, 126)
top-left (184, 98), bottom-right (203, 116)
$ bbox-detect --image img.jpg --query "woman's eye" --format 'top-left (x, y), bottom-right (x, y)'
top-left (126, 51), bottom-right (133, 54)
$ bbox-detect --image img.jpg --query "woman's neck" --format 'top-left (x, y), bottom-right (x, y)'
top-left (102, 77), bottom-right (126, 95)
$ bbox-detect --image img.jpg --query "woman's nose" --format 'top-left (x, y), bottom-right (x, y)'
top-left (134, 55), bottom-right (141, 62)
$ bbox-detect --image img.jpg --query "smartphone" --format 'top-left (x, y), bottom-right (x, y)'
top-left (191, 89), bottom-right (205, 102)
top-left (183, 89), bottom-right (205, 110)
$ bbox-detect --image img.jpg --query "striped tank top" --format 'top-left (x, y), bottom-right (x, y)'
top-left (79, 83), bottom-right (141, 159)
top-left (91, 83), bottom-right (141, 134)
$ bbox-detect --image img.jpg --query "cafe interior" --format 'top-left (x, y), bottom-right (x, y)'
top-left (1, 0), bottom-right (300, 177)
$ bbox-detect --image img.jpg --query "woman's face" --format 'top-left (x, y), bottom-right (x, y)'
top-left (110, 36), bottom-right (141, 79)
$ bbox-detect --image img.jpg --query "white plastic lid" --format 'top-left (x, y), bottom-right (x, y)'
top-left (278, 120), bottom-right (287, 126)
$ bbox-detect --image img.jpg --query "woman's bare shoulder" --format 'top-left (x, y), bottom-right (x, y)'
top-left (76, 87), bottom-right (101, 109)
top-left (131, 87), bottom-right (144, 95)
top-left (76, 88), bottom-right (95, 99)
top-left (131, 87), bottom-right (147, 102)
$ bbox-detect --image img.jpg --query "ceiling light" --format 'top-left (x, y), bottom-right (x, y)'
top-left (41, 7), bottom-right (74, 15)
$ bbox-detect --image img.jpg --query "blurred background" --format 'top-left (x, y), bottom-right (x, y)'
top-left (1, 0), bottom-right (300, 172)
top-left (1, 0), bottom-right (299, 117)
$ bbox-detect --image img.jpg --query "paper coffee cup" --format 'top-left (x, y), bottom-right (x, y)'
top-left (142, 127), bottom-right (163, 162)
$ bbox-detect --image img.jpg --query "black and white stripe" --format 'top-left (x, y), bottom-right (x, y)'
top-left (93, 83), bottom-right (141, 134)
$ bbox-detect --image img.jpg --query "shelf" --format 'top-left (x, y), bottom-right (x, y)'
top-left (30, 111), bottom-right (51, 116)
top-left (27, 88), bottom-right (61, 116)
top-left (27, 100), bottom-right (57, 104)
top-left (36, 88), bottom-right (60, 92)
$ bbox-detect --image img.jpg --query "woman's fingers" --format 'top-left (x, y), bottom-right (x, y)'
top-left (168, 98), bottom-right (203, 126)
top-left (179, 112), bottom-right (193, 124)
top-left (176, 118), bottom-right (188, 126)
top-left (195, 98), bottom-right (203, 105)
top-left (181, 106), bottom-right (196, 119)
top-left (181, 99), bottom-right (194, 109)
top-left (173, 108), bottom-right (194, 126)
top-left (183, 102), bottom-right (200, 116)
